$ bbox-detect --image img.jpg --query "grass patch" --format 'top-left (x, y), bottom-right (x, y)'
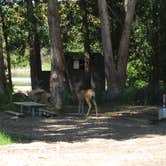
top-left (0, 130), bottom-right (33, 145)
top-left (0, 131), bottom-right (14, 145)
top-left (13, 83), bottom-right (31, 86)
top-left (12, 70), bottom-right (30, 77)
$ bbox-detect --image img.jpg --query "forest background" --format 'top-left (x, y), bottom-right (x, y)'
top-left (0, 0), bottom-right (165, 110)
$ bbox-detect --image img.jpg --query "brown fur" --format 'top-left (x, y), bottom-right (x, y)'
top-left (76, 89), bottom-right (98, 116)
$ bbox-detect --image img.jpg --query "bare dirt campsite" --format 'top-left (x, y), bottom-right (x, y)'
top-left (0, 106), bottom-right (166, 166)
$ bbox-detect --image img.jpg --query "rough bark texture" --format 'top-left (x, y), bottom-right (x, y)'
top-left (98, 0), bottom-right (119, 98)
top-left (80, 0), bottom-right (90, 54)
top-left (117, 0), bottom-right (137, 90)
top-left (0, 31), bottom-right (6, 95)
top-left (80, 0), bottom-right (92, 89)
top-left (48, 0), bottom-right (65, 110)
top-left (148, 0), bottom-right (160, 104)
top-left (26, 0), bottom-right (41, 89)
top-left (1, 11), bottom-right (12, 90)
top-left (98, 0), bottom-right (137, 98)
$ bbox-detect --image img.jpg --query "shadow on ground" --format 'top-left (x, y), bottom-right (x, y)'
top-left (0, 106), bottom-right (166, 143)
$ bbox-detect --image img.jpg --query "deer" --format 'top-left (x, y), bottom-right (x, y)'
top-left (75, 81), bottom-right (98, 116)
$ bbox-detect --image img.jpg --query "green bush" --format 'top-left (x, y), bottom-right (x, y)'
top-left (63, 89), bottom-right (76, 105)
top-left (121, 87), bottom-right (149, 105)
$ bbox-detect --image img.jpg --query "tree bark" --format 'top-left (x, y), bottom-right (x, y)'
top-left (79, 0), bottom-right (92, 88)
top-left (0, 28), bottom-right (6, 95)
top-left (117, 0), bottom-right (137, 90)
top-left (48, 0), bottom-right (65, 110)
top-left (26, 0), bottom-right (41, 89)
top-left (98, 0), bottom-right (137, 98)
top-left (1, 10), bottom-right (12, 90)
top-left (79, 0), bottom-right (90, 54)
top-left (98, 0), bottom-right (119, 98)
top-left (148, 0), bottom-right (160, 104)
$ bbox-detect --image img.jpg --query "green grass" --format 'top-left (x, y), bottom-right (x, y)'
top-left (13, 83), bottom-right (31, 86)
top-left (0, 130), bottom-right (32, 145)
top-left (12, 73), bottom-right (30, 78)
top-left (12, 68), bottom-right (30, 77)
top-left (12, 62), bottom-right (51, 77)
top-left (0, 131), bottom-right (14, 145)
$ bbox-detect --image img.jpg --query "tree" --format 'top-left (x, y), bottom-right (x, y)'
top-left (98, 0), bottom-right (137, 98)
top-left (48, 0), bottom-right (65, 110)
top-left (26, 0), bottom-right (42, 89)
top-left (79, 0), bottom-right (92, 88)
top-left (148, 0), bottom-right (160, 103)
top-left (0, 4), bottom-right (28, 93)
top-left (79, 0), bottom-right (90, 54)
top-left (159, 0), bottom-right (166, 83)
top-left (0, 17), bottom-right (6, 95)
top-left (0, 6), bottom-right (12, 90)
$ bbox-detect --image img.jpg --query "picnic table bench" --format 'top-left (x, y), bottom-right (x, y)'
top-left (38, 108), bottom-right (58, 117)
top-left (14, 101), bottom-right (47, 117)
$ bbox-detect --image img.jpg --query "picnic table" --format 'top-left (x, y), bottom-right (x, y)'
top-left (14, 101), bottom-right (47, 117)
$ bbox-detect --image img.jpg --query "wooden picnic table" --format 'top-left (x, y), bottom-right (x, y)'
top-left (14, 101), bottom-right (47, 117)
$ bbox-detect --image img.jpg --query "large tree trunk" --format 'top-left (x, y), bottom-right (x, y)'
top-left (80, 0), bottom-right (92, 88)
top-left (98, 0), bottom-right (119, 98)
top-left (117, 0), bottom-right (137, 90)
top-left (80, 0), bottom-right (90, 54)
top-left (26, 0), bottom-right (41, 89)
top-left (48, 0), bottom-right (65, 110)
top-left (1, 10), bottom-right (12, 90)
top-left (149, 0), bottom-right (160, 104)
top-left (0, 29), bottom-right (6, 95)
top-left (98, 0), bottom-right (137, 98)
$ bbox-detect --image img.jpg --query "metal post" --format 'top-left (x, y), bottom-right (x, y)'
top-left (32, 107), bottom-right (35, 117)
top-left (20, 105), bottom-right (23, 113)
top-left (163, 94), bottom-right (166, 108)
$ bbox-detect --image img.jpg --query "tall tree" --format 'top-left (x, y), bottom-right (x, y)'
top-left (98, 0), bottom-right (137, 98)
top-left (0, 7), bottom-right (12, 90)
top-left (79, 0), bottom-right (92, 88)
top-left (0, 17), bottom-right (6, 95)
top-left (48, 0), bottom-right (65, 110)
top-left (79, 0), bottom-right (90, 54)
top-left (148, 0), bottom-right (160, 103)
top-left (159, 0), bottom-right (166, 83)
top-left (26, 0), bottom-right (41, 89)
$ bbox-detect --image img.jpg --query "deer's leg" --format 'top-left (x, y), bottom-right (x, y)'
top-left (92, 98), bottom-right (98, 116)
top-left (85, 98), bottom-right (92, 116)
top-left (81, 100), bottom-right (85, 115)
top-left (78, 100), bottom-right (84, 115)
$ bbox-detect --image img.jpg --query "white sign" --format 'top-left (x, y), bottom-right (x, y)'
top-left (73, 60), bottom-right (79, 69)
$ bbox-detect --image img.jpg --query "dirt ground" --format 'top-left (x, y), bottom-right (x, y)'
top-left (0, 106), bottom-right (166, 166)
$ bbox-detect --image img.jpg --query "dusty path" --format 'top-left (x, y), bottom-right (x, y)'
top-left (0, 106), bottom-right (166, 166)
top-left (1, 136), bottom-right (166, 166)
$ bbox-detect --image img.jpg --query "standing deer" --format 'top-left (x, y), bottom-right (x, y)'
top-left (75, 80), bottom-right (98, 116)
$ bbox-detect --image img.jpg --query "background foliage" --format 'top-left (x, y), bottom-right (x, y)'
top-left (0, 0), bottom-right (165, 106)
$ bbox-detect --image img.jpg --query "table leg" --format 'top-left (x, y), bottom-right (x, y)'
top-left (38, 108), bottom-right (42, 116)
top-left (32, 107), bottom-right (35, 117)
top-left (20, 105), bottom-right (23, 113)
